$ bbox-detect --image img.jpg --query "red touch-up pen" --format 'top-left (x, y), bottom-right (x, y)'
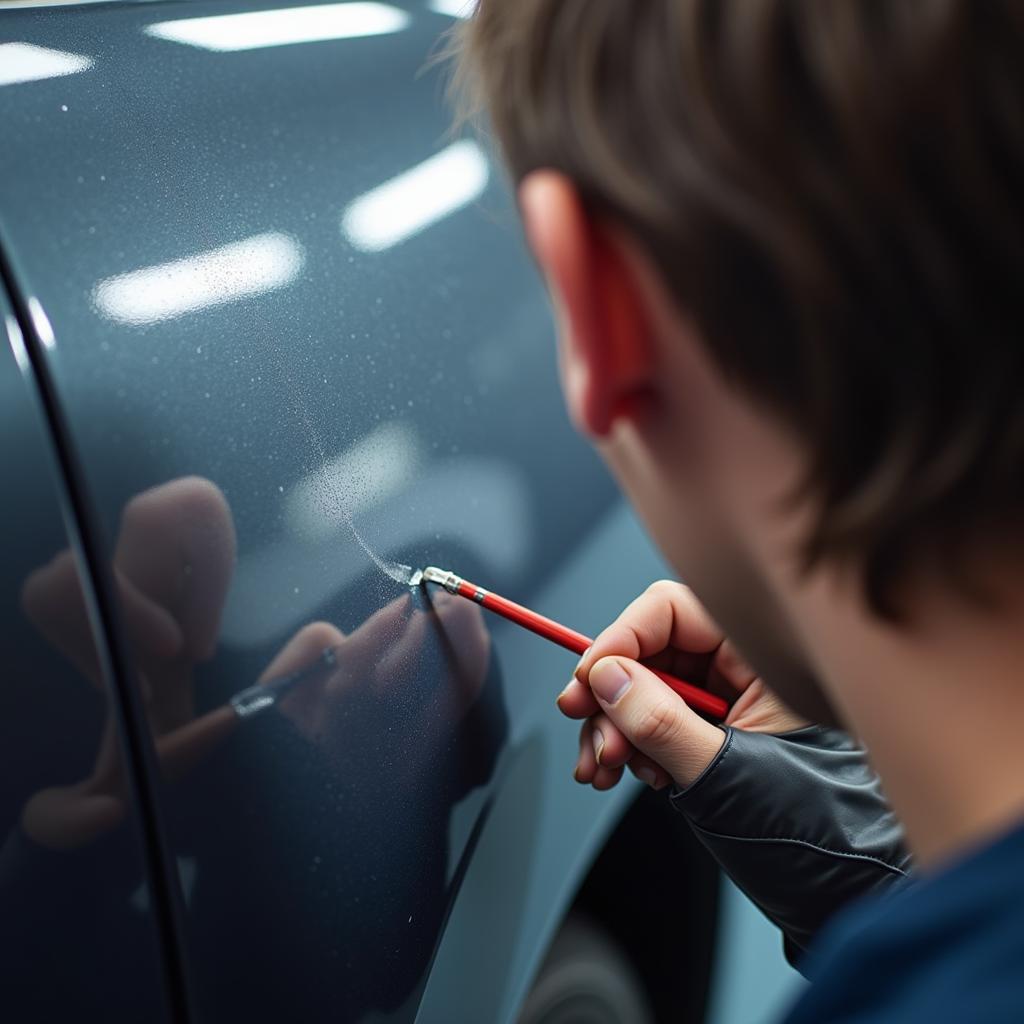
top-left (414, 566), bottom-right (729, 721)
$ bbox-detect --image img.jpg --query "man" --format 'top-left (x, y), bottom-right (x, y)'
top-left (453, 2), bottom-right (1024, 1019)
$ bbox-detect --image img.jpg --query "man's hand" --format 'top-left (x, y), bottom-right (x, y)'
top-left (557, 580), bottom-right (807, 791)
top-left (19, 477), bottom-right (237, 849)
top-left (267, 586), bottom-right (491, 758)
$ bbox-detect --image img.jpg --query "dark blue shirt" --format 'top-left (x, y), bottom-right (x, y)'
top-left (784, 817), bottom-right (1024, 1022)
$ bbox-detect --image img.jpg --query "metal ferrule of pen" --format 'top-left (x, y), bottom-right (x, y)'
top-left (420, 566), bottom-right (465, 594)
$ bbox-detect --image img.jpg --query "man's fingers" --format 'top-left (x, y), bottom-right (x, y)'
top-left (587, 656), bottom-right (725, 788)
top-left (115, 477), bottom-right (237, 662)
top-left (429, 589), bottom-right (492, 708)
top-left (337, 593), bottom-right (424, 696)
top-left (627, 751), bottom-right (672, 791)
top-left (156, 705), bottom-right (238, 781)
top-left (707, 638), bottom-right (760, 697)
top-left (116, 571), bottom-right (185, 663)
top-left (556, 676), bottom-right (601, 719)
top-left (575, 718), bottom-right (598, 784)
top-left (588, 713), bottom-right (634, 769)
top-left (372, 604), bottom-right (428, 695)
top-left (259, 620), bottom-right (347, 683)
top-left (22, 550), bottom-right (183, 688)
top-left (590, 764), bottom-right (625, 791)
top-left (573, 719), bottom-right (627, 790)
top-left (22, 787), bottom-right (126, 851)
top-left (575, 581), bottom-right (725, 685)
top-left (724, 676), bottom-right (809, 733)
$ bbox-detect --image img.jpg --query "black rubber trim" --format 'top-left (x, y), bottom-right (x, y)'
top-left (0, 243), bottom-right (193, 1023)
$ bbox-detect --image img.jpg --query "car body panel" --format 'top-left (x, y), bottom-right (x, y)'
top-left (0, 3), bottom-right (651, 1020)
top-left (417, 502), bottom-right (678, 1024)
top-left (0, 288), bottom-right (173, 1020)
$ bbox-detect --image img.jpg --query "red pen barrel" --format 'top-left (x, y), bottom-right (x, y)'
top-left (454, 579), bottom-right (729, 721)
top-left (456, 581), bottom-right (591, 653)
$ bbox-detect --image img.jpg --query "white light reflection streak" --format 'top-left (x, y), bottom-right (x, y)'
top-left (27, 297), bottom-right (56, 351)
top-left (427, 0), bottom-right (477, 18)
top-left (93, 232), bottom-right (304, 326)
top-left (0, 43), bottom-right (92, 86)
top-left (145, 3), bottom-right (410, 52)
top-left (341, 140), bottom-right (489, 252)
top-left (5, 315), bottom-right (31, 375)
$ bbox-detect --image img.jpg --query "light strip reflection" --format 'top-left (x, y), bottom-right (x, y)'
top-left (145, 2), bottom-right (410, 52)
top-left (5, 315), bottom-right (31, 375)
top-left (427, 0), bottom-right (477, 18)
top-left (0, 42), bottom-right (92, 86)
top-left (93, 232), bottom-right (305, 326)
top-left (341, 140), bottom-right (490, 252)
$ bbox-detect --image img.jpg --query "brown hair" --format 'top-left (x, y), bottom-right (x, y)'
top-left (451, 0), bottom-right (1024, 616)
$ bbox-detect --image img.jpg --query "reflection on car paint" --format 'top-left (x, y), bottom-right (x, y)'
top-left (341, 140), bottom-right (491, 253)
top-left (27, 296), bottom-right (55, 351)
top-left (426, 0), bottom-right (477, 19)
top-left (291, 394), bottom-right (417, 585)
top-left (286, 421), bottom-right (422, 542)
top-left (230, 643), bottom-right (339, 718)
top-left (223, 453), bottom-right (533, 646)
top-left (13, 472), bottom-right (507, 1019)
top-left (145, 2), bottom-right (411, 52)
top-left (92, 232), bottom-right (306, 326)
top-left (0, 303), bottom-right (169, 1021)
top-left (0, 41), bottom-right (93, 86)
top-left (0, 1), bottom-right (619, 1017)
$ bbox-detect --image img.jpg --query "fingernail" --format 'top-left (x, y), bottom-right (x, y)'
top-left (592, 727), bottom-right (605, 764)
top-left (574, 646), bottom-right (591, 679)
top-left (556, 679), bottom-right (576, 705)
top-left (573, 764), bottom-right (582, 783)
top-left (636, 767), bottom-right (658, 788)
top-left (589, 658), bottom-right (632, 705)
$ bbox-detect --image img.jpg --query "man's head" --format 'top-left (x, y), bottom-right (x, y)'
top-left (453, 0), bottom-right (1024, 720)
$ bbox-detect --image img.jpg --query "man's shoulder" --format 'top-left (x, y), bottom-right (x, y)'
top-left (783, 818), bottom-right (1024, 1023)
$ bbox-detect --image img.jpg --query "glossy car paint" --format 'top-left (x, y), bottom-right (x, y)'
top-left (0, 2), bottom-right (771, 1021)
top-left (0, 293), bottom-right (171, 1019)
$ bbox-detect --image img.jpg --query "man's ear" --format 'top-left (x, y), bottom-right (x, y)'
top-left (519, 171), bottom-right (653, 437)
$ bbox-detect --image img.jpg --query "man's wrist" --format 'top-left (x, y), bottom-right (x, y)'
top-left (667, 721), bottom-right (728, 789)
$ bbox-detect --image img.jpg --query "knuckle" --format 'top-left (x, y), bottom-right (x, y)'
top-left (632, 699), bottom-right (684, 750)
top-left (120, 491), bottom-right (150, 531)
top-left (646, 579), bottom-right (679, 600)
top-left (296, 620), bottom-right (345, 649)
top-left (718, 640), bottom-right (754, 679)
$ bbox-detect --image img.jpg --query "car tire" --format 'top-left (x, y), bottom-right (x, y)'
top-left (517, 912), bottom-right (655, 1024)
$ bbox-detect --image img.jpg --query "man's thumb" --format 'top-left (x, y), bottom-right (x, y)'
top-left (588, 656), bottom-right (725, 787)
